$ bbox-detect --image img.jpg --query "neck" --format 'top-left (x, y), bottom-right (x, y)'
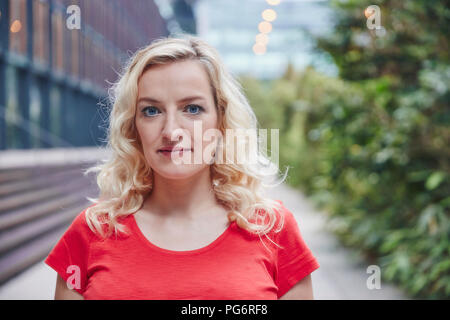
top-left (142, 167), bottom-right (219, 219)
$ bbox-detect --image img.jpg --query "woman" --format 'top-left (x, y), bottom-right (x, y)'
top-left (45, 35), bottom-right (319, 300)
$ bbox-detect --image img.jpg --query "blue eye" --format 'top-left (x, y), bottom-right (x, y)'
top-left (142, 106), bottom-right (160, 117)
top-left (185, 104), bottom-right (204, 115)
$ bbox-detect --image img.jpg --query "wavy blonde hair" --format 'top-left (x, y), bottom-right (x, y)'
top-left (84, 35), bottom-right (288, 249)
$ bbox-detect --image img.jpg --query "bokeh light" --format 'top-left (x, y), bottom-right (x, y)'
top-left (255, 33), bottom-right (269, 45)
top-left (258, 21), bottom-right (272, 33)
top-left (262, 9), bottom-right (277, 22)
top-left (253, 43), bottom-right (266, 55)
top-left (10, 20), bottom-right (22, 33)
top-left (266, 0), bottom-right (281, 5)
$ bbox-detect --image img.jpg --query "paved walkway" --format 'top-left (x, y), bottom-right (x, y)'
top-left (0, 183), bottom-right (408, 300)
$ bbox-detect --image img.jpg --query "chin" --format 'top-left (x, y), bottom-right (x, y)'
top-left (151, 164), bottom-right (206, 180)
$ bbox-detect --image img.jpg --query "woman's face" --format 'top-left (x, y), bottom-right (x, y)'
top-left (135, 59), bottom-right (219, 180)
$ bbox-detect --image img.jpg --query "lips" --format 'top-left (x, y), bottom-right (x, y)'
top-left (158, 147), bottom-right (193, 156)
top-left (157, 147), bottom-right (193, 153)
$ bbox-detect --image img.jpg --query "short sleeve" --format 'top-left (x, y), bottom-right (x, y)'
top-left (274, 200), bottom-right (320, 299)
top-left (44, 207), bottom-right (93, 295)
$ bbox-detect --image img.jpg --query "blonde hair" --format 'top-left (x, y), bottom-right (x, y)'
top-left (84, 35), bottom-right (288, 249)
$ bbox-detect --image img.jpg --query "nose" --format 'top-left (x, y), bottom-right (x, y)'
top-left (161, 110), bottom-right (184, 143)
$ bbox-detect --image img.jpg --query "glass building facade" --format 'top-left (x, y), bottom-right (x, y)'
top-left (194, 0), bottom-right (336, 79)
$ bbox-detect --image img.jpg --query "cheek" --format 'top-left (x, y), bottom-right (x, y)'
top-left (200, 118), bottom-right (220, 150)
top-left (136, 122), bottom-right (158, 150)
top-left (193, 118), bottom-right (218, 141)
top-left (202, 113), bottom-right (219, 132)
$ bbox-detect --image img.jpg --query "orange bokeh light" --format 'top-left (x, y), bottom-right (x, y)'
top-left (258, 21), bottom-right (272, 33)
top-left (255, 33), bottom-right (269, 45)
top-left (253, 43), bottom-right (266, 55)
top-left (10, 20), bottom-right (22, 33)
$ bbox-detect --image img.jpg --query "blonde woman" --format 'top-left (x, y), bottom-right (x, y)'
top-left (45, 35), bottom-right (319, 300)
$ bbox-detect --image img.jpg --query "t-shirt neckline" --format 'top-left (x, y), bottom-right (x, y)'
top-left (129, 213), bottom-right (235, 255)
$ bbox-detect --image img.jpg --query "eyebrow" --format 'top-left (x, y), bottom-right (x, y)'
top-left (137, 95), bottom-right (206, 105)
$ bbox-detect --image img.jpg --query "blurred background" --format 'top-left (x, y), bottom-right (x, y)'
top-left (0, 0), bottom-right (448, 300)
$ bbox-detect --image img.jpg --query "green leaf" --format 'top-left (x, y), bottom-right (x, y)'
top-left (425, 171), bottom-right (446, 190)
top-left (439, 197), bottom-right (450, 208)
top-left (430, 259), bottom-right (450, 280)
top-left (411, 276), bottom-right (427, 294)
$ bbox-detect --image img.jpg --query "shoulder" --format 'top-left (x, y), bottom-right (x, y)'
top-left (272, 200), bottom-right (298, 234)
top-left (270, 200), bottom-right (305, 248)
top-left (63, 204), bottom-right (99, 244)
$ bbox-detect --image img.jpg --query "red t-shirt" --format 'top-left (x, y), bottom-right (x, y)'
top-left (45, 200), bottom-right (319, 299)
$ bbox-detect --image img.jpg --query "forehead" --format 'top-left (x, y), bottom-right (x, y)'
top-left (137, 60), bottom-right (212, 98)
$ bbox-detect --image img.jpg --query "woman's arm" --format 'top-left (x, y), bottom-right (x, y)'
top-left (278, 274), bottom-right (314, 300)
top-left (54, 274), bottom-right (84, 300)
